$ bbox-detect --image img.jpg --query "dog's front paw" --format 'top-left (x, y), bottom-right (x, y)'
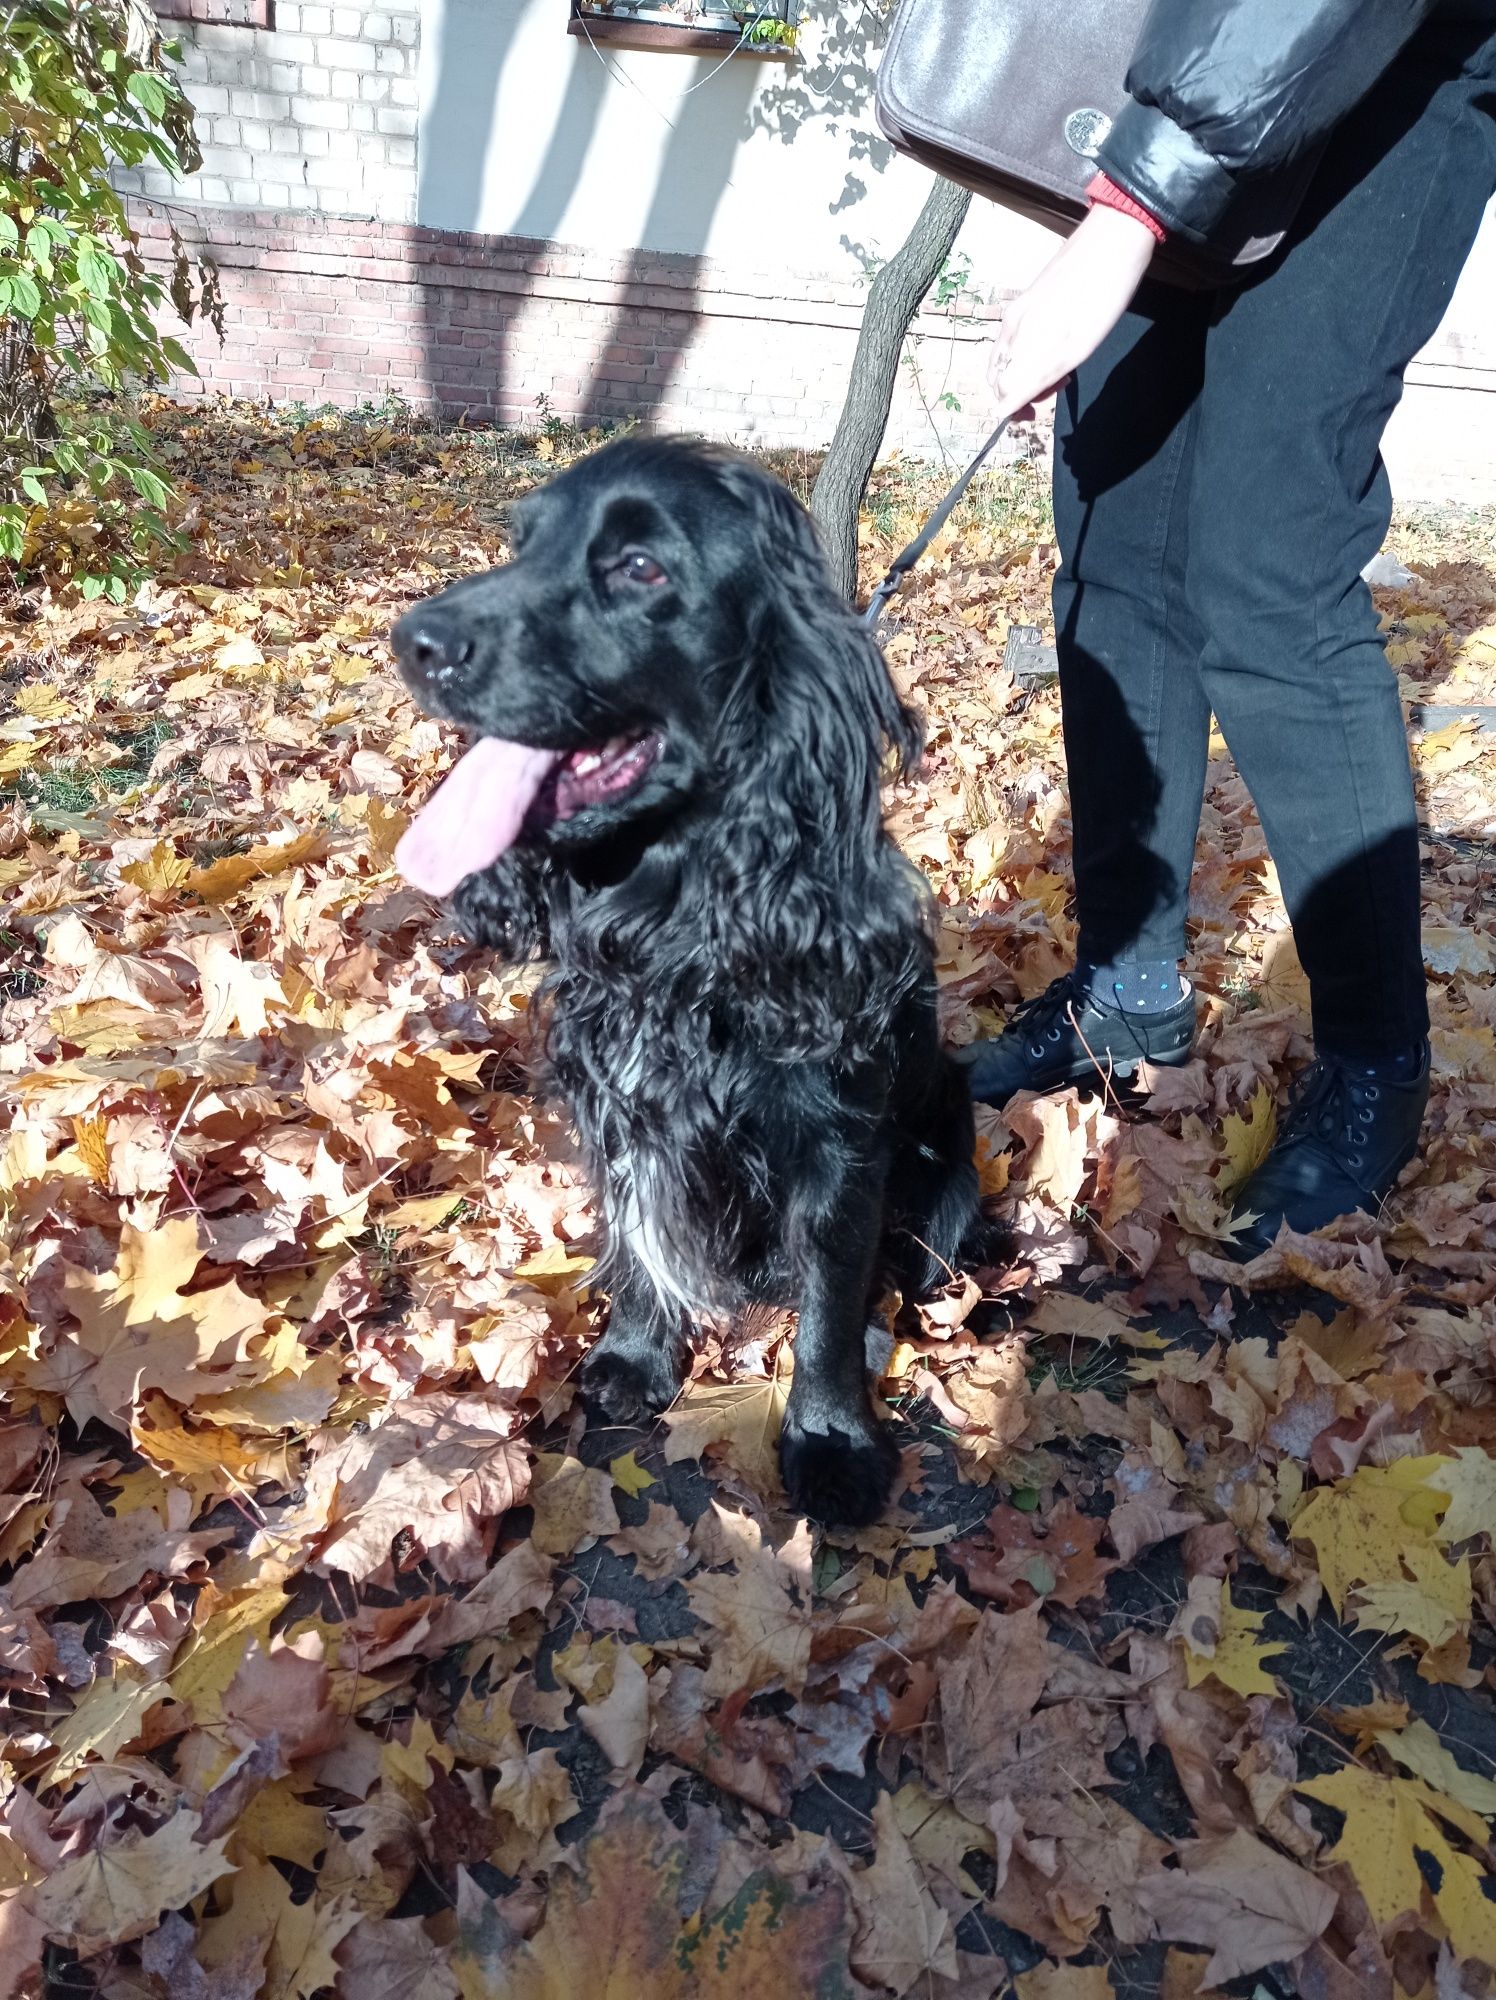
top-left (581, 1342), bottom-right (681, 1428)
top-left (779, 1411), bottom-right (900, 1529)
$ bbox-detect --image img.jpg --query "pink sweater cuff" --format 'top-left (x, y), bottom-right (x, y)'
top-left (1086, 172), bottom-right (1167, 244)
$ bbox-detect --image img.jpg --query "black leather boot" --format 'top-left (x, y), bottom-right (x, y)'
top-left (1228, 1045), bottom-right (1430, 1256)
top-left (954, 973), bottom-right (1196, 1107)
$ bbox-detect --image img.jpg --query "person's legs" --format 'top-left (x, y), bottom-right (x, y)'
top-left (956, 288), bottom-right (1212, 1104)
top-left (1179, 17), bottom-right (1496, 1243)
top-left (1053, 285), bottom-right (1215, 978)
top-left (1187, 19), bottom-right (1496, 1061)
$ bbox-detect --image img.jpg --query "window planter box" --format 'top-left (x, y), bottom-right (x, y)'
top-left (154, 0), bottom-right (274, 24)
top-left (569, 4), bottom-right (795, 59)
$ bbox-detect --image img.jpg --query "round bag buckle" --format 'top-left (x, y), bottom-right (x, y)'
top-left (1063, 108), bottom-right (1112, 160)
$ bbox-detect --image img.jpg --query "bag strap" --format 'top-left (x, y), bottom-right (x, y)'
top-left (860, 416), bottom-right (1011, 629)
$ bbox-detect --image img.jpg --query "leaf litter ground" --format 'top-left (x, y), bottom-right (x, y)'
top-left (2, 400), bottom-right (1495, 2000)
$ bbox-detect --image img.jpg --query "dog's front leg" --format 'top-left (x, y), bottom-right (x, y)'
top-left (581, 1267), bottom-right (691, 1430)
top-left (779, 1160), bottom-right (899, 1530)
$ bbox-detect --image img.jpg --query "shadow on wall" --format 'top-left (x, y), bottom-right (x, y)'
top-left (575, 55), bottom-right (757, 425)
top-left (415, 0), bottom-right (755, 431)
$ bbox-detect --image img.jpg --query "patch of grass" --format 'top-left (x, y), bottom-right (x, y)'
top-left (1027, 1338), bottom-right (1129, 1397)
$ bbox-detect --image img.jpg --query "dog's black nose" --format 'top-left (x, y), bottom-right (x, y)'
top-left (392, 606), bottom-right (473, 685)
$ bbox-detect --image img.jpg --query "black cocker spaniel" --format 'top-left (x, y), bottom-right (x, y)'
top-left (392, 436), bottom-right (992, 1527)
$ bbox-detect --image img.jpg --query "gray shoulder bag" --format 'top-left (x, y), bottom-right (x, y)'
top-left (873, 0), bottom-right (1321, 286)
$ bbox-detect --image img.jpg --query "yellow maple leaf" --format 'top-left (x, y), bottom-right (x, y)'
top-left (70, 1112), bottom-right (109, 1186)
top-left (1183, 1584), bottom-right (1287, 1698)
top-left (47, 1672), bottom-right (157, 1787)
top-left (1351, 1541), bottom-right (1471, 1649)
top-left (1376, 1718), bottom-right (1496, 1815)
top-left (1296, 1766), bottom-right (1496, 1961)
top-left (119, 841), bottom-right (191, 894)
top-left (1215, 1082), bottom-right (1277, 1199)
top-left (1290, 1457), bottom-right (1452, 1612)
top-left (1428, 1447), bottom-right (1496, 1546)
top-left (512, 1241), bottom-right (596, 1289)
top-left (131, 1408), bottom-right (273, 1515)
top-left (111, 1216), bottom-right (203, 1325)
top-left (198, 1859), bottom-right (359, 1997)
top-left (168, 1580), bottom-right (290, 1723)
top-left (185, 831), bottom-right (323, 903)
top-left (1417, 715), bottom-right (1484, 776)
top-left (609, 1449), bottom-right (656, 1498)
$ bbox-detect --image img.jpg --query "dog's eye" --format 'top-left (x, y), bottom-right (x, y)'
top-left (612, 550), bottom-right (667, 587)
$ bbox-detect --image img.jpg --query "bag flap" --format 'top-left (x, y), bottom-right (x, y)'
top-left (876, 0), bottom-right (1145, 205)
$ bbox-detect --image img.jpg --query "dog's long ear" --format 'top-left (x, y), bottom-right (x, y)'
top-left (705, 462), bottom-right (928, 1061)
top-left (718, 460), bottom-right (924, 800)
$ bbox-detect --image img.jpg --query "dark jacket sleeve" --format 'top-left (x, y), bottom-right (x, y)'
top-left (1094, 0), bottom-right (1436, 242)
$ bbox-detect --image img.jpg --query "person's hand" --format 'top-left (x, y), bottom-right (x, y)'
top-left (987, 204), bottom-right (1158, 422)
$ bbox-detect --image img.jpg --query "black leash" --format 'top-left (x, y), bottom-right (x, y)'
top-left (860, 417), bottom-right (1012, 630)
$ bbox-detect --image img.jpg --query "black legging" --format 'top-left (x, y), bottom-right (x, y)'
top-left (1050, 9), bottom-right (1496, 1060)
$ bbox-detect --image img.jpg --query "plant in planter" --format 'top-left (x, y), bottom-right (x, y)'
top-left (739, 15), bottom-right (797, 47)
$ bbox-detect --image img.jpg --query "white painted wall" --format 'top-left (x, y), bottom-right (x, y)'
top-left (414, 0), bottom-right (1496, 496)
top-left (415, 0), bottom-right (1056, 287)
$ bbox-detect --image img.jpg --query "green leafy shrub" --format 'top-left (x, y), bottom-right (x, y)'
top-left (1, 0), bottom-right (223, 600)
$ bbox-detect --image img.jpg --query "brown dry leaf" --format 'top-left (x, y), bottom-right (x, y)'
top-left (31, 1808), bottom-right (234, 1952)
top-left (484, 1793), bottom-right (855, 1999)
top-left (689, 1514), bottom-right (813, 1697)
top-left (661, 1369), bottom-right (790, 1499)
top-left (577, 1643), bottom-right (651, 1776)
top-left (529, 1452), bottom-right (620, 1558)
top-left (950, 1499), bottom-right (1116, 1609)
top-left (1013, 1968), bottom-right (1115, 1999)
top-left (332, 1915), bottom-right (460, 1999)
top-left (849, 1790), bottom-right (960, 1992)
top-left (309, 1395), bottom-right (530, 1584)
top-left (223, 1634), bottom-right (345, 1764)
top-left (1136, 1828), bottom-right (1337, 1984)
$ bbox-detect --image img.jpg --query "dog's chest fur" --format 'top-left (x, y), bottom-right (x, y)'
top-left (545, 959), bottom-right (815, 1316)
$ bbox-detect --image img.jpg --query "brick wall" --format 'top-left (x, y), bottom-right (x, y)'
top-left (129, 206), bottom-right (1012, 457)
top-left (119, 2), bottom-right (419, 221)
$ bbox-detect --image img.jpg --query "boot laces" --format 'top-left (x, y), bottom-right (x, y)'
top-left (1006, 976), bottom-right (1079, 1060)
top-left (1281, 1059), bottom-right (1381, 1155)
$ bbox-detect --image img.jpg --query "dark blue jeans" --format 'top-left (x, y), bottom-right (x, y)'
top-left (1052, 11), bottom-right (1496, 1059)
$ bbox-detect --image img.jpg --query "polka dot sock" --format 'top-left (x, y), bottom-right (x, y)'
top-left (1076, 957), bottom-right (1190, 1015)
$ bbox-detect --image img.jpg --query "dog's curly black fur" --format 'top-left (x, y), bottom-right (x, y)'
top-left (392, 436), bottom-right (995, 1526)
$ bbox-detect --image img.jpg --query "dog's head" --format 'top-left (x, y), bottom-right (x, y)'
top-left (390, 436), bottom-right (921, 899)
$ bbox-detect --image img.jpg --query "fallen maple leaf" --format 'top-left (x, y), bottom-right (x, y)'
top-left (1290, 1455), bottom-right (1450, 1612)
top-left (484, 1793), bottom-right (856, 1998)
top-left (1013, 1967), bottom-right (1115, 1999)
top-left (1427, 1446), bottom-right (1496, 1545)
top-left (1375, 1717), bottom-right (1496, 1815)
top-left (1350, 1539), bottom-right (1472, 1649)
top-left (849, 1790), bottom-right (960, 1993)
top-left (689, 1513), bottom-right (812, 1697)
top-left (1135, 1827), bottom-right (1336, 1984)
top-left (1296, 1764), bottom-right (1496, 1961)
top-left (30, 1808), bottom-right (233, 1953)
top-left (529, 1452), bottom-right (619, 1558)
top-left (1181, 1583), bottom-right (1287, 1699)
top-left (661, 1369), bottom-right (789, 1499)
top-left (1214, 1081), bottom-right (1276, 1199)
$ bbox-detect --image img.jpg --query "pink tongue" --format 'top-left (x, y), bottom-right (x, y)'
top-left (396, 737), bottom-right (560, 897)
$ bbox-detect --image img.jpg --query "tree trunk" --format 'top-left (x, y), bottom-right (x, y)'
top-left (810, 175), bottom-right (973, 602)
